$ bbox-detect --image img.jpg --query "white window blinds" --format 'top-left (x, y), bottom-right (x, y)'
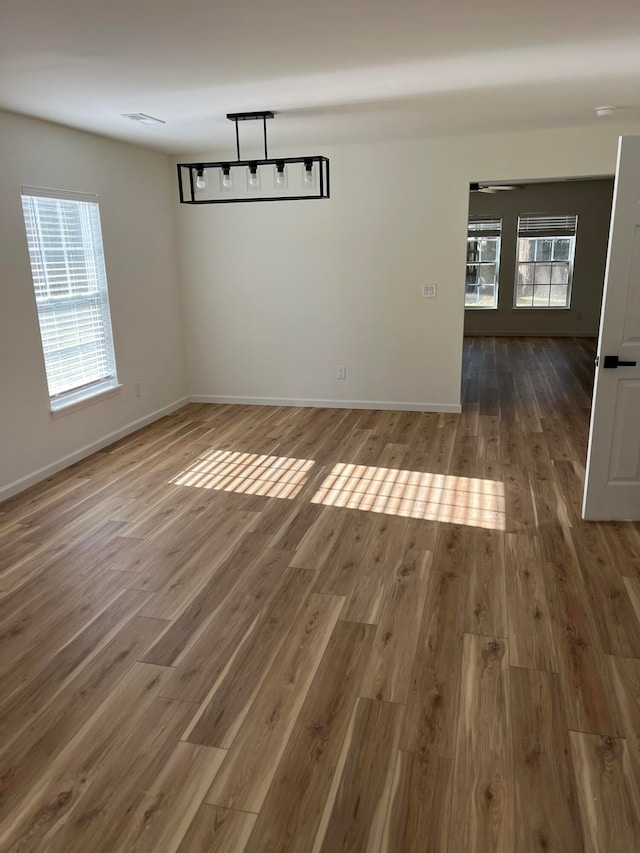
top-left (468, 217), bottom-right (502, 236)
top-left (21, 187), bottom-right (117, 407)
top-left (517, 214), bottom-right (578, 237)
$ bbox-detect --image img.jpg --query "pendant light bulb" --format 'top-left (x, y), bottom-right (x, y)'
top-left (303, 160), bottom-right (314, 185)
top-left (196, 168), bottom-right (206, 190)
top-left (275, 162), bottom-right (286, 188)
top-left (221, 166), bottom-right (232, 189)
top-left (248, 164), bottom-right (259, 189)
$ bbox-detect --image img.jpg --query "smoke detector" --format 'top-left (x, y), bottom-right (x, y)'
top-left (595, 106), bottom-right (616, 118)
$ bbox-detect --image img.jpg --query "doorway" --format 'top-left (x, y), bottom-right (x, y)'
top-left (463, 177), bottom-right (614, 338)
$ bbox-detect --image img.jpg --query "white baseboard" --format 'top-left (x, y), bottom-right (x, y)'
top-left (190, 394), bottom-right (462, 414)
top-left (1, 393), bottom-right (462, 503)
top-left (0, 397), bottom-right (190, 503)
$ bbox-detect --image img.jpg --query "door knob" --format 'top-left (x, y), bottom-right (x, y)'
top-left (602, 355), bottom-right (638, 368)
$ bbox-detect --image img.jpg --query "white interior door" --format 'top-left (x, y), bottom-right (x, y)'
top-left (583, 136), bottom-right (640, 520)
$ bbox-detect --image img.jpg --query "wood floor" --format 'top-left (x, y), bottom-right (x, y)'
top-left (2, 337), bottom-right (640, 852)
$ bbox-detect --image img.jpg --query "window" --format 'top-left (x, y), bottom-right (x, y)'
top-left (515, 214), bottom-right (577, 308)
top-left (465, 217), bottom-right (501, 308)
top-left (21, 187), bottom-right (118, 411)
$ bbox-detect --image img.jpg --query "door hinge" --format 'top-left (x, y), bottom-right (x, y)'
top-left (595, 355), bottom-right (599, 367)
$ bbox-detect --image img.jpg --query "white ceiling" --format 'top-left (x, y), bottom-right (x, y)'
top-left (2, 0), bottom-right (640, 155)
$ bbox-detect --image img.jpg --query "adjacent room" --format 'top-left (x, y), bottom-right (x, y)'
top-left (464, 177), bottom-right (614, 336)
top-left (2, 0), bottom-right (640, 850)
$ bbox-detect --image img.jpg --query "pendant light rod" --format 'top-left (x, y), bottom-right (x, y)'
top-left (226, 111), bottom-right (275, 160)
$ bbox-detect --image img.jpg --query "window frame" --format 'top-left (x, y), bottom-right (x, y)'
top-left (513, 214), bottom-right (578, 310)
top-left (20, 185), bottom-right (120, 413)
top-left (465, 217), bottom-right (502, 310)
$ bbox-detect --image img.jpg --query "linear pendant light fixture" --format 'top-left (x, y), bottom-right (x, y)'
top-left (177, 111), bottom-right (330, 204)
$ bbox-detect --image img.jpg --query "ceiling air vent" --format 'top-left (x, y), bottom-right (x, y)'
top-left (121, 113), bottom-right (166, 126)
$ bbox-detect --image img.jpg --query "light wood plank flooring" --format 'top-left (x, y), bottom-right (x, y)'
top-left (2, 336), bottom-right (640, 852)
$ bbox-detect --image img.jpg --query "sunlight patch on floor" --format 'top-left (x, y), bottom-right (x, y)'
top-left (170, 450), bottom-right (314, 500)
top-left (311, 463), bottom-right (505, 530)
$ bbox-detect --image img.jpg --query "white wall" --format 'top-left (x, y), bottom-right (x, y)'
top-left (0, 111), bottom-right (187, 499)
top-left (177, 123), bottom-right (639, 413)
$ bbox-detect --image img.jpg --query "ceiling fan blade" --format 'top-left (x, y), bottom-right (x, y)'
top-left (470, 182), bottom-right (522, 193)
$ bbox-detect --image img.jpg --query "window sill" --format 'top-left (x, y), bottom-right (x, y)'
top-left (465, 306), bottom-right (498, 311)
top-left (512, 307), bottom-right (572, 311)
top-left (50, 383), bottom-right (122, 418)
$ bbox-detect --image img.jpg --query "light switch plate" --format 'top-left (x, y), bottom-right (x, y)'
top-left (422, 284), bottom-right (437, 298)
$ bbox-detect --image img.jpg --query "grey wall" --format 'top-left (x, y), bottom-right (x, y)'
top-left (464, 178), bottom-right (614, 336)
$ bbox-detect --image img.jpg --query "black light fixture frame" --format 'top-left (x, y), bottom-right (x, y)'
top-left (177, 111), bottom-right (330, 204)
